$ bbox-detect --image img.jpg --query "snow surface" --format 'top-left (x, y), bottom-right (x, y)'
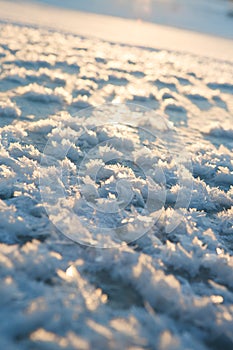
top-left (0, 13), bottom-right (233, 350)
top-left (9, 0), bottom-right (233, 39)
top-left (1, 0), bottom-right (233, 62)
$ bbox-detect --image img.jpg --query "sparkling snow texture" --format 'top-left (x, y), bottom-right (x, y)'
top-left (0, 23), bottom-right (233, 350)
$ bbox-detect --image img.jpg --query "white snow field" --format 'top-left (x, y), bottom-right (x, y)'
top-left (7, 0), bottom-right (233, 39)
top-left (0, 2), bottom-right (233, 350)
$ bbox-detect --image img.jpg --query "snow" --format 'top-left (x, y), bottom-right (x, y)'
top-left (14, 0), bottom-right (233, 39)
top-left (1, 1), bottom-right (233, 62)
top-left (0, 3), bottom-right (233, 350)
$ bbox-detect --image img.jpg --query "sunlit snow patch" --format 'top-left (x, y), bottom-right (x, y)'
top-left (39, 103), bottom-right (193, 247)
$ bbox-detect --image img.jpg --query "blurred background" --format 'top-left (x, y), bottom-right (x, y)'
top-left (10, 0), bottom-right (233, 39)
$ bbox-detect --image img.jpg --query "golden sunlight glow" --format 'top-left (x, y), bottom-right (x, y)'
top-left (210, 295), bottom-right (224, 304)
top-left (66, 265), bottom-right (77, 279)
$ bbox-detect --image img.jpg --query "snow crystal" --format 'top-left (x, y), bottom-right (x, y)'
top-left (0, 21), bottom-right (232, 350)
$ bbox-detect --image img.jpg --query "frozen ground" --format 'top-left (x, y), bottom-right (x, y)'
top-left (1, 0), bottom-right (233, 62)
top-left (0, 4), bottom-right (233, 350)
